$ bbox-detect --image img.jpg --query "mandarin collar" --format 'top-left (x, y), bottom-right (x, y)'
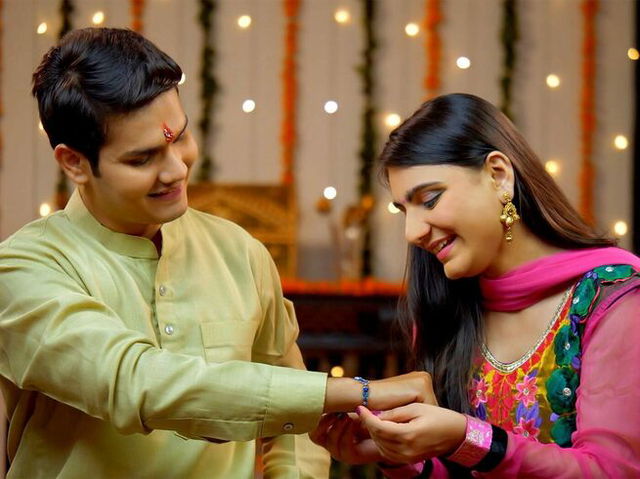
top-left (63, 190), bottom-right (180, 259)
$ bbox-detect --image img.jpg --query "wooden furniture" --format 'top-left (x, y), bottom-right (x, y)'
top-left (188, 182), bottom-right (298, 278)
top-left (283, 283), bottom-right (405, 379)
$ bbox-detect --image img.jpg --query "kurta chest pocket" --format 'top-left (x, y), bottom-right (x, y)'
top-left (199, 321), bottom-right (257, 362)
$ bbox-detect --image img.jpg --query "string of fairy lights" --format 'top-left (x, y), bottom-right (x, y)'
top-left (29, 3), bottom-right (635, 244)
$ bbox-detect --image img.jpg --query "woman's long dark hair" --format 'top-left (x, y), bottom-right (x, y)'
top-left (379, 93), bottom-right (615, 412)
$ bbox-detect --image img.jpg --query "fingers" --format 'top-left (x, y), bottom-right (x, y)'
top-left (309, 413), bottom-right (341, 447)
top-left (341, 419), bottom-right (386, 464)
top-left (357, 406), bottom-right (405, 442)
top-left (337, 419), bottom-right (361, 454)
top-left (358, 405), bottom-right (419, 464)
top-left (324, 415), bottom-right (351, 455)
top-left (377, 403), bottom-right (425, 423)
top-left (319, 413), bottom-right (383, 464)
top-left (356, 405), bottom-right (378, 423)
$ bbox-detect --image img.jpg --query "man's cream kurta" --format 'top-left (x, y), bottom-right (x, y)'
top-left (0, 191), bottom-right (329, 478)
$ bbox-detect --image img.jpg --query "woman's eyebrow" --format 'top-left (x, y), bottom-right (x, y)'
top-left (405, 181), bottom-right (441, 203)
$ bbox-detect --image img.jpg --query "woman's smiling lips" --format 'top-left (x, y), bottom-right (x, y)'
top-left (428, 235), bottom-right (456, 261)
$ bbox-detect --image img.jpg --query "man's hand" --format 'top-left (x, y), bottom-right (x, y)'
top-left (369, 371), bottom-right (438, 410)
top-left (323, 371), bottom-right (437, 413)
top-left (309, 412), bottom-right (383, 465)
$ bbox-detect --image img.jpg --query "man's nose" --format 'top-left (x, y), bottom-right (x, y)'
top-left (159, 149), bottom-right (188, 184)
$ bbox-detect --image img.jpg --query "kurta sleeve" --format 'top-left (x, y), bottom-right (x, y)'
top-left (0, 237), bottom-right (327, 443)
top-left (479, 285), bottom-right (640, 478)
top-left (248, 239), bottom-right (331, 478)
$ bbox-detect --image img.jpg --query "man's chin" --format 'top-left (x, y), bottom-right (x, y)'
top-left (157, 205), bottom-right (189, 225)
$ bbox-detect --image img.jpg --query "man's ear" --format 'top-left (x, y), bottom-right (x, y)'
top-left (54, 144), bottom-right (92, 185)
top-left (484, 151), bottom-right (515, 198)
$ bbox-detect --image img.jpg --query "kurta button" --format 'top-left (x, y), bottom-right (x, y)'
top-left (282, 422), bottom-right (294, 432)
top-left (164, 324), bottom-right (175, 335)
top-left (562, 387), bottom-right (572, 397)
top-left (159, 285), bottom-right (167, 296)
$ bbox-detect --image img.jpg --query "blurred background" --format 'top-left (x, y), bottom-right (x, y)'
top-left (0, 0), bottom-right (637, 477)
top-left (0, 0), bottom-right (636, 281)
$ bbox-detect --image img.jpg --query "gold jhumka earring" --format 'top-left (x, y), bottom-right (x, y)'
top-left (499, 192), bottom-right (520, 242)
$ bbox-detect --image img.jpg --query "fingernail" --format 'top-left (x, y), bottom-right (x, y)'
top-left (372, 410), bottom-right (382, 417)
top-left (355, 406), bottom-right (363, 416)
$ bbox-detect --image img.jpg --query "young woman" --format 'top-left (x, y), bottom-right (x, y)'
top-left (311, 93), bottom-right (640, 477)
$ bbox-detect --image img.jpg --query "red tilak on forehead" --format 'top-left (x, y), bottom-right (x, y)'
top-left (162, 122), bottom-right (175, 143)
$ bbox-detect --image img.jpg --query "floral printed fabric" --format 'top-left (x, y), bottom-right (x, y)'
top-left (470, 264), bottom-right (638, 447)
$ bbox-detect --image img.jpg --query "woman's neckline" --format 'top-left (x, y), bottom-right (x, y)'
top-left (480, 288), bottom-right (572, 373)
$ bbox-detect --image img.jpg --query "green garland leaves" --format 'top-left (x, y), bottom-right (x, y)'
top-left (58, 0), bottom-right (74, 39)
top-left (357, 0), bottom-right (378, 277)
top-left (196, 0), bottom-right (219, 182)
top-left (55, 0), bottom-right (74, 206)
top-left (500, 0), bottom-right (518, 121)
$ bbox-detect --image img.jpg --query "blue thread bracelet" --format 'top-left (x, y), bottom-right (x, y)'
top-left (354, 376), bottom-right (370, 407)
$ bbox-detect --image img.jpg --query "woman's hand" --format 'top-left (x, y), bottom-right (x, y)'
top-left (357, 403), bottom-right (467, 464)
top-left (309, 412), bottom-right (384, 464)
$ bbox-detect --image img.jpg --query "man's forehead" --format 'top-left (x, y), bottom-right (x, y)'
top-left (103, 97), bottom-right (185, 147)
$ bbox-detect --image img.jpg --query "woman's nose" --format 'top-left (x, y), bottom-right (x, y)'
top-left (405, 212), bottom-right (430, 246)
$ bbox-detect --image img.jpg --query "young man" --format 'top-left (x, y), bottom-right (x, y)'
top-left (0, 28), bottom-right (431, 478)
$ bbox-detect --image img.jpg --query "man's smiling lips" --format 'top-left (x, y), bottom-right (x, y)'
top-left (148, 185), bottom-right (182, 199)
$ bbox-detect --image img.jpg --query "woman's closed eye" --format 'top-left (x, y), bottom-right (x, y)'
top-left (420, 191), bottom-right (443, 209)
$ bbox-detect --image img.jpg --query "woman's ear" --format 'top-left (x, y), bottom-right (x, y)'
top-left (484, 151), bottom-right (515, 199)
top-left (54, 144), bottom-right (92, 185)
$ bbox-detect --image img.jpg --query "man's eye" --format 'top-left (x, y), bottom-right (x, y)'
top-left (128, 157), bottom-right (151, 166)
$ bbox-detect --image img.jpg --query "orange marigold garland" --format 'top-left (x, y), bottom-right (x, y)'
top-left (131, 0), bottom-right (145, 33)
top-left (423, 0), bottom-right (442, 98)
top-left (280, 0), bottom-right (300, 186)
top-left (579, 0), bottom-right (598, 225)
top-left (281, 277), bottom-right (403, 296)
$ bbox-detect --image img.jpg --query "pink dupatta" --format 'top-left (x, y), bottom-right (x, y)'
top-left (479, 247), bottom-right (640, 312)
top-left (476, 247), bottom-right (640, 478)
top-left (397, 248), bottom-right (640, 478)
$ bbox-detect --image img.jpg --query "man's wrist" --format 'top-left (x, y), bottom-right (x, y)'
top-left (323, 377), bottom-right (365, 412)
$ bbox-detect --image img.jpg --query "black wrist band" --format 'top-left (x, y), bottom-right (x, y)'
top-left (376, 460), bottom-right (434, 478)
top-left (419, 460), bottom-right (434, 477)
top-left (474, 425), bottom-right (508, 472)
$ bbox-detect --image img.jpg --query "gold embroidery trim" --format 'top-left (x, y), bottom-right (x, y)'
top-left (481, 288), bottom-right (572, 374)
